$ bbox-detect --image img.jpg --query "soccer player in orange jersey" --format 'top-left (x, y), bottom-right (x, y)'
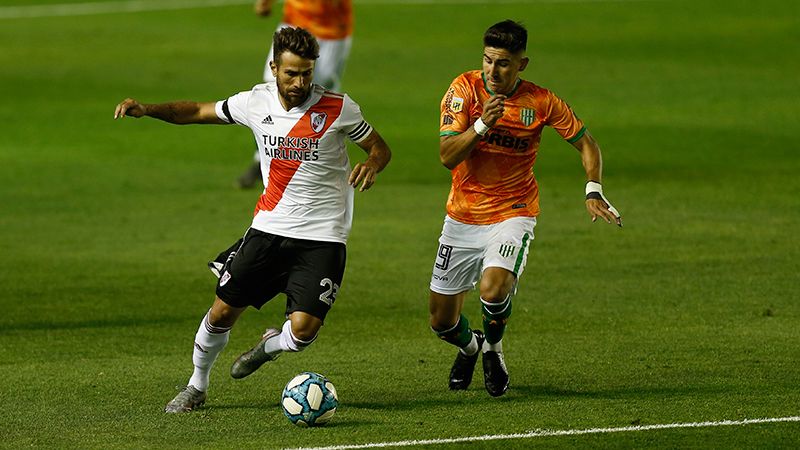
top-left (255, 0), bottom-right (352, 91)
top-left (236, 0), bottom-right (354, 188)
top-left (429, 20), bottom-right (622, 397)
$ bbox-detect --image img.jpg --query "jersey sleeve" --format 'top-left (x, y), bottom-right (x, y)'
top-left (339, 94), bottom-right (373, 144)
top-left (545, 91), bottom-right (586, 143)
top-left (439, 75), bottom-right (473, 136)
top-left (214, 90), bottom-right (251, 126)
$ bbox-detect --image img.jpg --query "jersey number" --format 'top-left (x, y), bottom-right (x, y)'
top-left (435, 244), bottom-right (453, 270)
top-left (319, 278), bottom-right (340, 306)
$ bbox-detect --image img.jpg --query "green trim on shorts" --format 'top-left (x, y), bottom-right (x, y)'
top-left (513, 233), bottom-right (531, 275)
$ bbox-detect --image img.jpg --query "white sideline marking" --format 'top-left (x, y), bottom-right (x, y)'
top-left (286, 416), bottom-right (800, 450)
top-left (0, 0), bottom-right (659, 20)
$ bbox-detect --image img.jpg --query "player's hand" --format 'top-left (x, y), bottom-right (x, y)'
top-left (585, 181), bottom-right (622, 227)
top-left (586, 198), bottom-right (622, 227)
top-left (114, 98), bottom-right (146, 119)
top-left (349, 162), bottom-right (378, 192)
top-left (481, 94), bottom-right (506, 127)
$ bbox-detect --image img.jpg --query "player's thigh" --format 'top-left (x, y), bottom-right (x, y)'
top-left (283, 239), bottom-right (347, 323)
top-left (482, 217), bottom-right (536, 279)
top-left (430, 242), bottom-right (483, 296)
top-left (216, 228), bottom-right (288, 308)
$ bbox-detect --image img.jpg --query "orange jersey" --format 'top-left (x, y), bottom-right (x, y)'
top-left (283, 0), bottom-right (353, 40)
top-left (439, 70), bottom-right (586, 225)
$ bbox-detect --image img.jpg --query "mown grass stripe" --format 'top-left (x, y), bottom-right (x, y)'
top-left (0, 0), bottom-right (663, 20)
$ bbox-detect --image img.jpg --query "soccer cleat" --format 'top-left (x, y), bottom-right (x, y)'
top-left (230, 328), bottom-right (281, 379)
top-left (208, 238), bottom-right (243, 279)
top-left (482, 350), bottom-right (510, 397)
top-left (448, 330), bottom-right (485, 390)
top-left (208, 261), bottom-right (224, 279)
top-left (164, 385), bottom-right (207, 413)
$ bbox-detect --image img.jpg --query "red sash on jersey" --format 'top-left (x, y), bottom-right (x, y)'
top-left (256, 94), bottom-right (344, 213)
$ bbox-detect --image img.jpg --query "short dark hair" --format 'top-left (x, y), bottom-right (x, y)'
top-left (483, 20), bottom-right (527, 54)
top-left (273, 27), bottom-right (320, 65)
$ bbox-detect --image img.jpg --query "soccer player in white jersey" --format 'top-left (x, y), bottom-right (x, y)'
top-left (237, 0), bottom-right (355, 188)
top-left (113, 27), bottom-right (391, 413)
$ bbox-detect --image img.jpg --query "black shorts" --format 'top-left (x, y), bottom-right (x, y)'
top-left (215, 228), bottom-right (346, 322)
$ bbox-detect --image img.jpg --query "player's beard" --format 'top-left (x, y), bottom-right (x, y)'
top-left (278, 82), bottom-right (312, 108)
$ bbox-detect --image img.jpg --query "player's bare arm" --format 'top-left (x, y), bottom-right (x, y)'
top-left (113, 99), bottom-right (225, 125)
top-left (349, 130), bottom-right (392, 192)
top-left (571, 131), bottom-right (622, 227)
top-left (439, 94), bottom-right (506, 170)
top-left (253, 0), bottom-right (274, 16)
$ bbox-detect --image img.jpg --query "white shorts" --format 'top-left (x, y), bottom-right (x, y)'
top-left (429, 215), bottom-right (536, 295)
top-left (263, 23), bottom-right (352, 91)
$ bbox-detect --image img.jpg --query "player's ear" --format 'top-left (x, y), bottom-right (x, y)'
top-left (519, 56), bottom-right (529, 72)
top-left (270, 60), bottom-right (278, 78)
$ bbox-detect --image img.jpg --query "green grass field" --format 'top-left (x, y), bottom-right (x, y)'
top-left (1, 0), bottom-right (799, 448)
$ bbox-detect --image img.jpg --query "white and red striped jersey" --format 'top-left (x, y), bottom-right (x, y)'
top-left (215, 82), bottom-right (373, 244)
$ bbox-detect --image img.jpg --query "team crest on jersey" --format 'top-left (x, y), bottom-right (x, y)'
top-left (520, 108), bottom-right (536, 127)
top-left (499, 242), bottom-right (516, 258)
top-left (310, 112), bottom-right (327, 133)
top-left (450, 97), bottom-right (464, 113)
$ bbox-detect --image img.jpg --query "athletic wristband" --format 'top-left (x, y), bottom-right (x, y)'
top-left (585, 181), bottom-right (603, 199)
top-left (585, 181), bottom-right (621, 219)
top-left (473, 118), bottom-right (490, 136)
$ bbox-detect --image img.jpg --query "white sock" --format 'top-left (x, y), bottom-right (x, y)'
top-left (187, 312), bottom-right (230, 392)
top-left (459, 333), bottom-right (479, 356)
top-left (482, 338), bottom-right (503, 353)
top-left (263, 330), bottom-right (283, 357)
top-left (276, 320), bottom-right (315, 352)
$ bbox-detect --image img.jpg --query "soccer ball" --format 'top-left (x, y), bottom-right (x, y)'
top-left (281, 371), bottom-right (338, 427)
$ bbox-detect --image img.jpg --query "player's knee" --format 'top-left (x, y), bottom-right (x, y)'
top-left (291, 326), bottom-right (318, 342)
top-left (208, 300), bottom-right (243, 329)
top-left (429, 292), bottom-right (461, 331)
top-left (479, 285), bottom-right (511, 303)
top-left (479, 272), bottom-right (515, 303)
top-left (289, 313), bottom-right (322, 342)
top-left (429, 313), bottom-right (456, 332)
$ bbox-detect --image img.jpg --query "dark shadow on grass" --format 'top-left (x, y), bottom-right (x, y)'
top-left (198, 404), bottom-right (267, 411)
top-left (345, 383), bottom-right (731, 411)
top-left (200, 404), bottom-right (379, 428)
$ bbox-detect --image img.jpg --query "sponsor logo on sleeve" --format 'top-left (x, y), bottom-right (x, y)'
top-left (450, 97), bottom-right (464, 113)
top-left (444, 87), bottom-right (455, 110)
top-left (220, 271), bottom-right (231, 286)
top-left (442, 114), bottom-right (454, 125)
